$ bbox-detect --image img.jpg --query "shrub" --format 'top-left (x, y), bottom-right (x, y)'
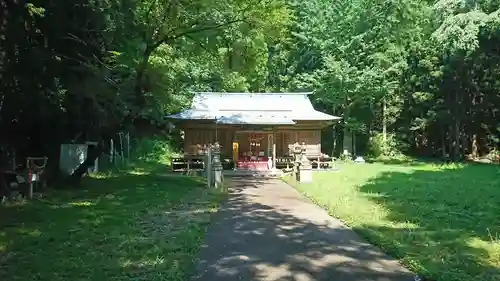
top-left (368, 132), bottom-right (407, 158)
top-left (132, 136), bottom-right (176, 164)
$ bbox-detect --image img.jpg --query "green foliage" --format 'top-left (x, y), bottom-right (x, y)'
top-left (1, 0), bottom-right (499, 166)
top-left (0, 0), bottom-right (291, 173)
top-left (131, 137), bottom-right (176, 165)
top-left (277, 0), bottom-right (500, 160)
top-left (368, 133), bottom-right (407, 158)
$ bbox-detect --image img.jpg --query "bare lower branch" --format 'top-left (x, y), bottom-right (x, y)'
top-left (143, 0), bottom-right (271, 67)
top-left (170, 18), bottom-right (243, 41)
top-left (184, 33), bottom-right (218, 57)
top-left (149, 17), bottom-right (243, 51)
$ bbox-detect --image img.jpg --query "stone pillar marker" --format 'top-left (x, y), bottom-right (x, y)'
top-left (212, 142), bottom-right (224, 189)
top-left (205, 145), bottom-right (212, 188)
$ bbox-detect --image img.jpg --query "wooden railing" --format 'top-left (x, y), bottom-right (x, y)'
top-left (308, 155), bottom-right (335, 169)
top-left (275, 157), bottom-right (294, 169)
top-left (171, 154), bottom-right (234, 172)
top-left (171, 154), bottom-right (334, 172)
top-left (171, 155), bottom-right (205, 172)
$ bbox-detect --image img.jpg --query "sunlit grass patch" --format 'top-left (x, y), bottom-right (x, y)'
top-left (0, 165), bottom-right (225, 281)
top-left (285, 162), bottom-right (500, 281)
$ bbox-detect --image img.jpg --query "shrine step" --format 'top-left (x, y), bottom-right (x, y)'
top-left (225, 169), bottom-right (283, 178)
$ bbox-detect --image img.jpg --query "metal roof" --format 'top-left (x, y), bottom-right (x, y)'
top-left (216, 111), bottom-right (296, 125)
top-left (166, 92), bottom-right (341, 124)
top-left (191, 92), bottom-right (315, 111)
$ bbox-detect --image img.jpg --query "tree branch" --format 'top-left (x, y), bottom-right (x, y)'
top-left (147, 0), bottom-right (267, 53)
top-left (184, 33), bottom-right (218, 57)
top-left (144, 0), bottom-right (161, 41)
top-left (151, 0), bottom-right (178, 43)
top-left (170, 18), bottom-right (244, 41)
top-left (149, 18), bottom-right (244, 51)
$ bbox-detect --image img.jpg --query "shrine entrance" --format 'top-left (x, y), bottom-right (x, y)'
top-left (234, 131), bottom-right (274, 170)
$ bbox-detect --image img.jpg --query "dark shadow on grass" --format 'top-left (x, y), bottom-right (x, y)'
top-left (192, 177), bottom-right (415, 281)
top-left (355, 163), bottom-right (500, 281)
top-left (365, 157), bottom-right (441, 166)
top-left (365, 159), bottom-right (415, 165)
top-left (0, 170), bottom-right (219, 281)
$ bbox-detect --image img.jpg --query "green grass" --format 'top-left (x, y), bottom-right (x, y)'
top-left (0, 164), bottom-right (225, 281)
top-left (285, 162), bottom-right (500, 281)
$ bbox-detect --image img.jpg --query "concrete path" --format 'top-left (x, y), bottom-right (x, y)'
top-left (192, 178), bottom-right (416, 281)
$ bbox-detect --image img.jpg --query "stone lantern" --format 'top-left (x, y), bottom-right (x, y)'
top-left (292, 142), bottom-right (302, 180)
top-left (298, 142), bottom-right (312, 183)
top-left (291, 142), bottom-right (312, 183)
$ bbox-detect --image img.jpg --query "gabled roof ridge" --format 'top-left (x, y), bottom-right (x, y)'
top-left (216, 109), bottom-right (294, 112)
top-left (194, 91), bottom-right (313, 95)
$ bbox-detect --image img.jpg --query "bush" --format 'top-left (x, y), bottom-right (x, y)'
top-left (368, 132), bottom-right (407, 158)
top-left (131, 136), bottom-right (177, 164)
top-left (485, 149), bottom-right (500, 162)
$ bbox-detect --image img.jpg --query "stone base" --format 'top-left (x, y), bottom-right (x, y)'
top-left (298, 168), bottom-right (313, 183)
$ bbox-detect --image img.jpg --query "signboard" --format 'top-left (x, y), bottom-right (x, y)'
top-left (59, 144), bottom-right (88, 176)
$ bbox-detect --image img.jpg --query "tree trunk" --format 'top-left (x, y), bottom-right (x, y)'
top-left (336, 126), bottom-right (344, 157)
top-left (441, 123), bottom-right (447, 159)
top-left (382, 98), bottom-right (387, 143)
top-left (471, 134), bottom-right (478, 158)
top-left (134, 45), bottom-right (155, 110)
top-left (453, 118), bottom-right (460, 161)
top-left (352, 132), bottom-right (356, 157)
top-left (470, 83), bottom-right (479, 158)
top-left (0, 152), bottom-right (8, 199)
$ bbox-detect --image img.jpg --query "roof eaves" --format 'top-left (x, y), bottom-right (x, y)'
top-left (193, 91), bottom-right (313, 96)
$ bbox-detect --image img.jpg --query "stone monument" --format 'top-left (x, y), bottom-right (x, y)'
top-left (211, 142), bottom-right (224, 189)
top-left (204, 145), bottom-right (212, 188)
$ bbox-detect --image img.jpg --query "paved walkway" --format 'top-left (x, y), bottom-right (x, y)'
top-left (192, 178), bottom-right (416, 281)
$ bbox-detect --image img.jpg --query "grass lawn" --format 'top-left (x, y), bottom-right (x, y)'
top-left (285, 162), bottom-right (500, 281)
top-left (0, 164), bottom-right (225, 281)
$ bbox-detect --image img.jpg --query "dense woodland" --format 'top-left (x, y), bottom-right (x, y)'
top-left (1, 0), bottom-right (500, 179)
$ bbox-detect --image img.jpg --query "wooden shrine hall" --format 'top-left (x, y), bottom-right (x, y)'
top-left (166, 92), bottom-right (341, 171)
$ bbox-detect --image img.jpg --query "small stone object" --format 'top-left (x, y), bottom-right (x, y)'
top-left (354, 156), bottom-right (365, 163)
top-left (477, 158), bottom-right (492, 164)
top-left (267, 157), bottom-right (273, 170)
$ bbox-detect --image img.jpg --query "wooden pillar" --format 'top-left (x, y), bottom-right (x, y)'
top-left (272, 128), bottom-right (277, 169)
top-left (281, 131), bottom-right (285, 157)
top-left (205, 148), bottom-right (212, 188)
